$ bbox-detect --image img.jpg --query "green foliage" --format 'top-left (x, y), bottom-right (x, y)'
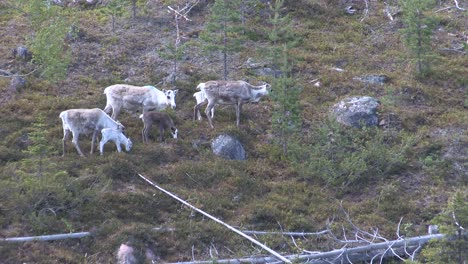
top-left (400, 0), bottom-right (437, 76)
top-left (23, 115), bottom-right (56, 176)
top-left (420, 189), bottom-right (468, 263)
top-left (267, 0), bottom-right (302, 158)
top-left (98, 0), bottom-right (130, 32)
top-left (200, 0), bottom-right (246, 79)
top-left (377, 182), bottom-right (414, 221)
top-left (159, 41), bottom-right (189, 84)
top-left (14, 0), bottom-right (74, 82)
top-left (298, 121), bottom-right (411, 188)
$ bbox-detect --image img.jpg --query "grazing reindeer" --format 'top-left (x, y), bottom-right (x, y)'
top-left (103, 84), bottom-right (178, 119)
top-left (139, 112), bottom-right (178, 143)
top-left (193, 90), bottom-right (214, 121)
top-left (59, 108), bottom-right (124, 156)
top-left (194, 80), bottom-right (270, 128)
top-left (99, 128), bottom-right (133, 155)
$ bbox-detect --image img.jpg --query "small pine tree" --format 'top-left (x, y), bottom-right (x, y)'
top-left (267, 0), bottom-right (302, 157)
top-left (420, 190), bottom-right (467, 263)
top-left (15, 0), bottom-right (74, 82)
top-left (400, 0), bottom-right (436, 76)
top-left (100, 0), bottom-right (129, 32)
top-left (200, 0), bottom-right (245, 80)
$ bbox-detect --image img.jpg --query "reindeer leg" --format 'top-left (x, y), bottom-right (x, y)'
top-left (111, 106), bottom-right (121, 120)
top-left (159, 126), bottom-right (164, 142)
top-left (62, 129), bottom-right (71, 157)
top-left (206, 101), bottom-right (216, 129)
top-left (90, 130), bottom-right (98, 154)
top-left (142, 124), bottom-right (147, 144)
top-left (236, 101), bottom-right (242, 127)
top-left (116, 140), bottom-right (122, 152)
top-left (71, 132), bottom-right (85, 157)
top-left (99, 136), bottom-right (107, 155)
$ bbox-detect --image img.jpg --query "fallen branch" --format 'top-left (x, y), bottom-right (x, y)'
top-left (152, 227), bottom-right (329, 237)
top-left (242, 230), bottom-right (330, 237)
top-left (167, 232), bottom-right (467, 264)
top-left (137, 173), bottom-right (291, 263)
top-left (0, 231), bottom-right (91, 243)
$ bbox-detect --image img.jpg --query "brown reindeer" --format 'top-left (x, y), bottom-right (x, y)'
top-left (139, 112), bottom-right (178, 143)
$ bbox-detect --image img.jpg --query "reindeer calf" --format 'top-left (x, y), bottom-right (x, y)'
top-left (99, 128), bottom-right (133, 155)
top-left (139, 112), bottom-right (178, 143)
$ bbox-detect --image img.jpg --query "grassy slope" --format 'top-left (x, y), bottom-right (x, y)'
top-left (0, 1), bottom-right (466, 263)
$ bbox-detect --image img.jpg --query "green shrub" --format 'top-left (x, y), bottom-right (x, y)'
top-left (298, 120), bottom-right (410, 189)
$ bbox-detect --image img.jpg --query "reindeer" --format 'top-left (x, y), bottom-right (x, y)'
top-left (99, 128), bottom-right (133, 155)
top-left (139, 112), bottom-right (178, 143)
top-left (103, 84), bottom-right (178, 119)
top-left (194, 80), bottom-right (270, 128)
top-left (59, 108), bottom-right (124, 156)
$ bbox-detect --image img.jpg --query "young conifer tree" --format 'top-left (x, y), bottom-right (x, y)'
top-left (11, 0), bottom-right (74, 82)
top-left (400, 0), bottom-right (436, 76)
top-left (268, 0), bottom-right (302, 157)
top-left (200, 0), bottom-right (245, 80)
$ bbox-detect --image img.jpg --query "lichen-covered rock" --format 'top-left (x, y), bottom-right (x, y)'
top-left (211, 134), bottom-right (246, 160)
top-left (353, 74), bottom-right (389, 85)
top-left (330, 96), bottom-right (380, 128)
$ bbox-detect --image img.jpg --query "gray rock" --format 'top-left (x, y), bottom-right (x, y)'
top-left (12, 46), bottom-right (32, 61)
top-left (117, 244), bottom-right (137, 264)
top-left (211, 134), bottom-right (246, 160)
top-left (353, 74), bottom-right (389, 85)
top-left (10, 76), bottom-right (27, 92)
top-left (330, 96), bottom-right (380, 128)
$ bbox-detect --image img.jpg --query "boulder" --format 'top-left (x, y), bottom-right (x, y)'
top-left (12, 47), bottom-right (32, 61)
top-left (330, 96), bottom-right (380, 128)
top-left (211, 134), bottom-right (246, 160)
top-left (10, 76), bottom-right (27, 92)
top-left (117, 244), bottom-right (137, 264)
top-left (353, 74), bottom-right (389, 85)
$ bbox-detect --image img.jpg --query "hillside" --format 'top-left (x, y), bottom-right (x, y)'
top-left (0, 0), bottom-right (467, 263)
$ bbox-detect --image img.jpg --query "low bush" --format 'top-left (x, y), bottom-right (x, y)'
top-left (296, 120), bottom-right (411, 189)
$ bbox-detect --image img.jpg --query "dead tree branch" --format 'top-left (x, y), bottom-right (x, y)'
top-left (0, 232), bottom-right (91, 243)
top-left (137, 173), bottom-right (291, 263)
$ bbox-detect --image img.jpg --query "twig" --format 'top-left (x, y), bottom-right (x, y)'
top-left (453, 211), bottom-right (466, 230)
top-left (137, 173), bottom-right (291, 263)
top-left (360, 0), bottom-right (369, 22)
top-left (453, 0), bottom-right (465, 10)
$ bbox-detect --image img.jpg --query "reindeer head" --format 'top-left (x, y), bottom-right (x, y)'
top-left (163, 89), bottom-right (178, 109)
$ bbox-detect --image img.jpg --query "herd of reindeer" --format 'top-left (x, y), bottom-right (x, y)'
top-left (59, 80), bottom-right (271, 156)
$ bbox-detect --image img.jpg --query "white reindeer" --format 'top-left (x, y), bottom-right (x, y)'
top-left (139, 112), bottom-right (178, 143)
top-left (103, 84), bottom-right (178, 119)
top-left (59, 108), bottom-right (124, 156)
top-left (194, 80), bottom-right (270, 128)
top-left (193, 90), bottom-right (214, 121)
top-left (99, 128), bottom-right (133, 155)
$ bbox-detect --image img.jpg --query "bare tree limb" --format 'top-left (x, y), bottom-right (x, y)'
top-left (453, 0), bottom-right (465, 10)
top-left (137, 173), bottom-right (291, 263)
top-left (453, 211), bottom-right (466, 230)
top-left (360, 0), bottom-right (369, 22)
top-left (0, 232), bottom-right (91, 243)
